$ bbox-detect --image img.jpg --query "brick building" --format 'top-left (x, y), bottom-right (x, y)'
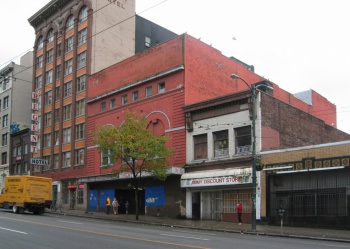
top-left (85, 33), bottom-right (347, 217)
top-left (182, 86), bottom-right (350, 223)
top-left (28, 0), bottom-right (177, 209)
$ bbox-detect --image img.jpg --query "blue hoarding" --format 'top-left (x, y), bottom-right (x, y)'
top-left (145, 186), bottom-right (165, 206)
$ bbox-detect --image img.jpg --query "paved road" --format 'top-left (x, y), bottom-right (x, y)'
top-left (0, 210), bottom-right (349, 249)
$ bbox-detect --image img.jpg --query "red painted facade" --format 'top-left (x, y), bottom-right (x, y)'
top-left (86, 34), bottom-right (338, 177)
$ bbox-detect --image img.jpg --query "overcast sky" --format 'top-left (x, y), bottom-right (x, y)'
top-left (1, 0), bottom-right (349, 134)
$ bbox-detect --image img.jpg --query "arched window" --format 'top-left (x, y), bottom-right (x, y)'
top-left (66, 15), bottom-right (74, 31)
top-left (37, 36), bottom-right (44, 50)
top-left (79, 6), bottom-right (88, 23)
top-left (47, 29), bottom-right (54, 43)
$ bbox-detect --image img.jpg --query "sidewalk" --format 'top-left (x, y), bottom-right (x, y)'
top-left (51, 209), bottom-right (350, 243)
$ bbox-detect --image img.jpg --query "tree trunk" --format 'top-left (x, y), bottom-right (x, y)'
top-left (134, 185), bottom-right (139, 220)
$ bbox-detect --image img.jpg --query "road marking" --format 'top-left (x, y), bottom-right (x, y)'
top-left (0, 216), bottom-right (210, 249)
top-left (160, 234), bottom-right (209, 241)
top-left (57, 220), bottom-right (84, 225)
top-left (172, 230), bottom-right (216, 236)
top-left (0, 227), bottom-right (27, 234)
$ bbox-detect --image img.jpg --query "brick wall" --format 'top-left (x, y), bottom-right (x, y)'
top-left (261, 94), bottom-right (350, 150)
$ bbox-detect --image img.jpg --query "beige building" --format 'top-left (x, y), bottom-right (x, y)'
top-left (0, 52), bottom-right (33, 188)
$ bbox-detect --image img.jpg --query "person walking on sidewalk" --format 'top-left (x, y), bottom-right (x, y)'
top-left (236, 203), bottom-right (243, 225)
top-left (106, 196), bottom-right (111, 214)
top-left (112, 197), bottom-right (119, 214)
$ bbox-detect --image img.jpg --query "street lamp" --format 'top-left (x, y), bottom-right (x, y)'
top-left (230, 73), bottom-right (259, 232)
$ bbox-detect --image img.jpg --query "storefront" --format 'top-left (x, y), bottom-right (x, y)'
top-left (181, 167), bottom-right (261, 223)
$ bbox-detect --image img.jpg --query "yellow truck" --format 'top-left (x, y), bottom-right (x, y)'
top-left (0, 175), bottom-right (52, 215)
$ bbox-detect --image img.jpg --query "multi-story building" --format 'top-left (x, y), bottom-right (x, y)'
top-left (0, 52), bottom-right (33, 188)
top-left (10, 128), bottom-right (31, 176)
top-left (28, 0), bottom-right (177, 207)
top-left (85, 33), bottom-right (348, 217)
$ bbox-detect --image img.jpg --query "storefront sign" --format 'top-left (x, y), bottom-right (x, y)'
top-left (181, 168), bottom-right (252, 188)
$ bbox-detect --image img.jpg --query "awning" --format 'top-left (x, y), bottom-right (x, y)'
top-left (181, 168), bottom-right (252, 188)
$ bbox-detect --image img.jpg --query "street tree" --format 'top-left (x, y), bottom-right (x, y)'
top-left (92, 111), bottom-right (175, 220)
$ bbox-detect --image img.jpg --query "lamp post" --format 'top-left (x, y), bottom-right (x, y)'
top-left (230, 73), bottom-right (257, 232)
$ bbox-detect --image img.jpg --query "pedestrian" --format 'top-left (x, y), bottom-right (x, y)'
top-left (236, 203), bottom-right (242, 225)
top-left (106, 196), bottom-right (111, 214)
top-left (112, 197), bottom-right (119, 214)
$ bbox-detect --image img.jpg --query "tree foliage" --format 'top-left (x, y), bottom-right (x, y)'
top-left (92, 110), bottom-right (175, 220)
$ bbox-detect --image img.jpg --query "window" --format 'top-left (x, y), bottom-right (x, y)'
top-left (158, 82), bottom-right (165, 93)
top-left (110, 99), bottom-right (115, 109)
top-left (13, 147), bottom-right (16, 157)
top-left (77, 51), bottom-right (86, 69)
top-left (43, 156), bottom-right (50, 171)
top-left (24, 144), bottom-right (28, 154)
top-left (65, 36), bottom-right (74, 53)
top-left (3, 96), bottom-right (9, 109)
top-left (146, 86), bottom-right (152, 97)
top-left (47, 29), bottom-right (54, 43)
top-left (78, 28), bottom-right (87, 46)
top-left (63, 104), bottom-right (72, 120)
top-left (194, 134), bottom-right (208, 160)
top-left (102, 149), bottom-right (114, 166)
top-left (235, 126), bottom-right (252, 154)
top-left (65, 59), bottom-right (73, 75)
top-left (76, 123), bottom-right (85, 140)
top-left (56, 65), bottom-right (61, 80)
top-left (76, 99), bottom-right (85, 116)
top-left (36, 75), bottom-right (42, 89)
top-left (122, 94), bottom-right (127, 105)
top-left (54, 130), bottom-right (59, 146)
top-left (66, 15), bottom-right (74, 31)
top-left (44, 133), bottom-right (51, 148)
top-left (132, 91), bottom-right (138, 102)
top-left (57, 43), bottom-right (62, 57)
top-left (75, 148), bottom-right (85, 165)
top-left (100, 102), bottom-right (106, 112)
top-left (79, 6), bottom-right (88, 23)
top-left (55, 109), bottom-right (60, 123)
top-left (214, 130), bottom-right (228, 157)
top-left (77, 75), bottom-right (86, 92)
top-left (2, 79), bottom-right (9, 91)
top-left (2, 133), bottom-right (7, 146)
top-left (36, 55), bottom-right (43, 69)
top-left (55, 86), bottom-right (61, 100)
top-left (63, 128), bottom-right (71, 143)
top-left (145, 36), bottom-right (151, 47)
top-left (0, 99), bottom-right (2, 110)
top-left (54, 154), bottom-right (59, 169)
top-left (16, 146), bottom-right (22, 156)
top-left (46, 69), bottom-right (53, 85)
top-left (64, 81), bottom-right (72, 97)
top-left (37, 36), bottom-right (44, 50)
top-left (46, 49), bottom-right (54, 64)
top-left (1, 152), bottom-right (7, 165)
top-left (44, 112), bottom-right (52, 127)
top-left (63, 151), bottom-right (71, 167)
top-left (2, 115), bottom-right (8, 128)
top-left (44, 91), bottom-right (52, 105)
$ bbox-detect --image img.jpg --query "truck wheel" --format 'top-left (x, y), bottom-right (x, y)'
top-left (19, 207), bottom-right (25, 214)
top-left (39, 208), bottom-right (45, 215)
top-left (12, 204), bottom-right (19, 214)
